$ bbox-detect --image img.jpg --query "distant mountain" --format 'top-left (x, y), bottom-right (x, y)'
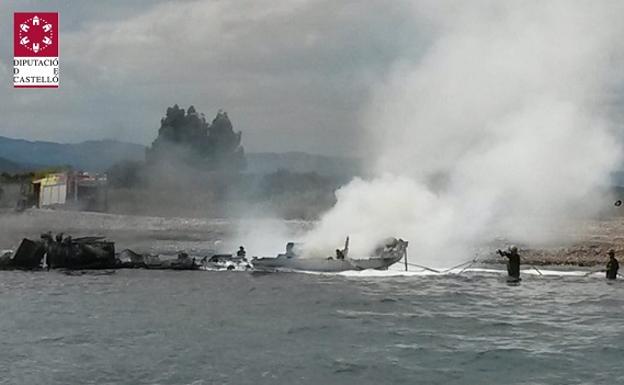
top-left (0, 136), bottom-right (145, 171)
top-left (0, 136), bottom-right (361, 177)
top-left (0, 156), bottom-right (27, 173)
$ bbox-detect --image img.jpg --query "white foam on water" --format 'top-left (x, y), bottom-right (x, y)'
top-left (518, 269), bottom-right (593, 277)
top-left (291, 267), bottom-right (603, 279)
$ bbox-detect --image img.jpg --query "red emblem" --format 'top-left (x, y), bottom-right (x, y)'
top-left (14, 12), bottom-right (58, 57)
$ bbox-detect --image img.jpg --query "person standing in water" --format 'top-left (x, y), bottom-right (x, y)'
top-left (285, 242), bottom-right (296, 258)
top-left (497, 246), bottom-right (521, 280)
top-left (606, 249), bottom-right (619, 280)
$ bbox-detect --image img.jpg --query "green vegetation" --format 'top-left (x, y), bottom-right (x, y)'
top-left (104, 105), bottom-right (346, 219)
top-left (146, 105), bottom-right (246, 172)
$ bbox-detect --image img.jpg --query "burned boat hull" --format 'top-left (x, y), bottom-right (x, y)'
top-left (0, 234), bottom-right (117, 270)
top-left (251, 255), bottom-right (403, 272)
top-left (12, 238), bottom-right (46, 269)
top-left (252, 238), bottom-right (408, 272)
top-left (46, 237), bottom-right (116, 270)
top-left (141, 253), bottom-right (200, 270)
top-left (0, 239), bottom-right (46, 270)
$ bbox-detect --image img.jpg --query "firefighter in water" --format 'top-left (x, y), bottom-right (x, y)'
top-left (497, 245), bottom-right (521, 280)
top-left (606, 249), bottom-right (619, 280)
top-left (237, 246), bottom-right (246, 261)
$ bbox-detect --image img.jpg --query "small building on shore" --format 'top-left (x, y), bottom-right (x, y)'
top-left (32, 171), bottom-right (108, 211)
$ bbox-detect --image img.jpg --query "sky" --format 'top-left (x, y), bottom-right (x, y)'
top-left (0, 0), bottom-right (426, 155)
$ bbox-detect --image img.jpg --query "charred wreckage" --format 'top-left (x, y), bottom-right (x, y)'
top-left (0, 233), bottom-right (407, 273)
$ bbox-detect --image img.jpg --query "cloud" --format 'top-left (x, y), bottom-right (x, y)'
top-left (0, 0), bottom-right (413, 155)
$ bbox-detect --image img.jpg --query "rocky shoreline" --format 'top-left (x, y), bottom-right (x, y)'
top-left (481, 248), bottom-right (612, 267)
top-left (511, 246), bottom-right (616, 267)
top-left (498, 216), bottom-right (624, 267)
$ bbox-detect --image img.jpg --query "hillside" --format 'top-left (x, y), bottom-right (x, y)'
top-left (0, 136), bottom-right (145, 172)
top-left (0, 136), bottom-right (361, 176)
top-left (0, 156), bottom-right (27, 173)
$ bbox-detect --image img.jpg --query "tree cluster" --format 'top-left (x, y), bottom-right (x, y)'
top-left (146, 105), bottom-right (246, 172)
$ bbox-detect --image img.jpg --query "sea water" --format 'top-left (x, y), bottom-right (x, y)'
top-left (0, 268), bottom-right (622, 385)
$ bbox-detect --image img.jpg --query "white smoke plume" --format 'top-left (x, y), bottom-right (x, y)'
top-left (302, 0), bottom-right (624, 264)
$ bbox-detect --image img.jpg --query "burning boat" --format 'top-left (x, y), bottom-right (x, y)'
top-left (251, 237), bottom-right (408, 272)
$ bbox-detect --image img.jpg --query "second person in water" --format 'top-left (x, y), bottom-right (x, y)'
top-left (497, 246), bottom-right (521, 281)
